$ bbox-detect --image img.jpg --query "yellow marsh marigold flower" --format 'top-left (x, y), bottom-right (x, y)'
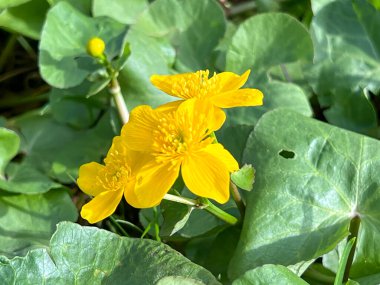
top-left (121, 99), bottom-right (239, 208)
top-left (87, 37), bottom-right (105, 58)
top-left (77, 136), bottom-right (146, 223)
top-left (150, 69), bottom-right (263, 112)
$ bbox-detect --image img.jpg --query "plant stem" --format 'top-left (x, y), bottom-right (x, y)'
top-left (0, 34), bottom-right (17, 72)
top-left (109, 215), bottom-right (129, 237)
top-left (230, 182), bottom-right (245, 219)
top-left (343, 216), bottom-right (360, 282)
top-left (163, 194), bottom-right (198, 206)
top-left (163, 194), bottom-right (238, 225)
top-left (109, 78), bottom-right (129, 124)
top-left (201, 198), bottom-right (238, 225)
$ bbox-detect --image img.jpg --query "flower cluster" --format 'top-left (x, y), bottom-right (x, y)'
top-left (78, 70), bottom-right (263, 223)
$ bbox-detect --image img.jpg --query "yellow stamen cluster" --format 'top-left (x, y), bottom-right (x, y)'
top-left (170, 70), bottom-right (219, 99)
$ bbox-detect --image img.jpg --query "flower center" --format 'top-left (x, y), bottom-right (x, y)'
top-left (171, 70), bottom-right (219, 99)
top-left (97, 154), bottom-right (131, 191)
top-left (152, 113), bottom-right (213, 164)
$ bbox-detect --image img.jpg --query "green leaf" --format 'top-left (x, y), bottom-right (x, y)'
top-left (0, 161), bottom-right (61, 194)
top-left (39, 1), bottom-right (127, 88)
top-left (12, 110), bottom-right (114, 184)
top-left (309, 0), bottom-right (380, 134)
top-left (231, 164), bottom-right (255, 191)
top-left (186, 227), bottom-right (241, 283)
top-left (224, 82), bottom-right (312, 127)
top-left (0, 128), bottom-right (19, 177)
top-left (132, 0), bottom-right (226, 71)
top-left (49, 86), bottom-right (105, 129)
top-left (0, 0), bottom-right (49, 39)
top-left (217, 125), bottom-right (253, 164)
top-left (117, 0), bottom-right (226, 109)
top-left (47, 0), bottom-right (92, 14)
top-left (226, 13), bottom-right (313, 84)
top-left (232, 265), bottom-right (309, 285)
top-left (0, 222), bottom-right (220, 284)
top-left (229, 109), bottom-right (380, 279)
top-left (0, 190), bottom-right (77, 257)
top-left (161, 201), bottom-right (193, 236)
top-left (0, 0), bottom-right (29, 9)
top-left (157, 276), bottom-right (207, 285)
top-left (354, 272), bottom-right (380, 285)
top-left (93, 0), bottom-right (148, 24)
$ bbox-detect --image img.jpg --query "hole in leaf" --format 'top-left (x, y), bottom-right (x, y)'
top-left (279, 149), bottom-right (295, 159)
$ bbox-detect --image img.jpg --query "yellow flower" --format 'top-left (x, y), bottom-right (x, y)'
top-left (150, 69), bottom-right (263, 112)
top-left (86, 37), bottom-right (105, 58)
top-left (77, 136), bottom-right (146, 223)
top-left (121, 99), bottom-right (239, 208)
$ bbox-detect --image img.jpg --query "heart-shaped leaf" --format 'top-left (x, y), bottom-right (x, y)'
top-left (0, 222), bottom-right (220, 284)
top-left (229, 109), bottom-right (380, 279)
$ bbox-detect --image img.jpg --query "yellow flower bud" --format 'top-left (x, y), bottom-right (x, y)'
top-left (87, 37), bottom-right (105, 58)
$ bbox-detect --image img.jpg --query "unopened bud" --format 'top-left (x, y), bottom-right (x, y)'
top-left (87, 37), bottom-right (105, 58)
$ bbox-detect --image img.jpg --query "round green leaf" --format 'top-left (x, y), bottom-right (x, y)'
top-left (229, 109), bottom-right (380, 279)
top-left (0, 222), bottom-right (220, 284)
top-left (132, 0), bottom-right (226, 71)
top-left (0, 190), bottom-right (77, 257)
top-left (0, 0), bottom-right (49, 39)
top-left (39, 1), bottom-right (127, 88)
top-left (93, 0), bottom-right (148, 24)
top-left (232, 265), bottom-right (309, 285)
top-left (224, 82), bottom-right (312, 127)
top-left (0, 128), bottom-right (19, 177)
top-left (226, 13), bottom-right (313, 83)
top-left (309, 0), bottom-right (380, 134)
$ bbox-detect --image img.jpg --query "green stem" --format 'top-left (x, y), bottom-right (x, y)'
top-left (201, 198), bottom-right (238, 225)
top-left (303, 267), bottom-right (335, 284)
top-left (109, 78), bottom-right (129, 124)
top-left (163, 194), bottom-right (238, 225)
top-left (0, 34), bottom-right (18, 71)
top-left (163, 193), bottom-right (198, 206)
top-left (343, 216), bottom-right (360, 282)
top-left (230, 182), bottom-right (245, 219)
top-left (109, 215), bottom-right (129, 237)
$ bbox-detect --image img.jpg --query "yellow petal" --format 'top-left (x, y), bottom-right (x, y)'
top-left (77, 162), bottom-right (105, 196)
top-left (150, 73), bottom-right (195, 99)
top-left (176, 99), bottom-right (226, 134)
top-left (214, 70), bottom-right (250, 92)
top-left (210, 88), bottom-right (264, 108)
top-left (203, 143), bottom-right (239, 172)
top-left (155, 100), bottom-right (183, 113)
top-left (182, 147), bottom-right (232, 204)
top-left (121, 105), bottom-right (157, 152)
top-left (81, 189), bottom-right (123, 224)
top-left (127, 159), bottom-right (181, 208)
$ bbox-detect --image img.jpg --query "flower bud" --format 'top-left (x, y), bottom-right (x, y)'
top-left (87, 37), bottom-right (105, 58)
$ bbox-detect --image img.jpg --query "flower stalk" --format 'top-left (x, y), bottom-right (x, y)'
top-left (164, 194), bottom-right (238, 225)
top-left (230, 181), bottom-right (245, 218)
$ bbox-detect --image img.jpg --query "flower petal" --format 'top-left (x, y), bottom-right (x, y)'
top-left (204, 143), bottom-right (239, 172)
top-left (121, 105), bottom-right (157, 152)
top-left (81, 189), bottom-right (123, 224)
top-left (77, 162), bottom-right (105, 196)
top-left (150, 73), bottom-right (195, 99)
top-left (182, 146), bottom-right (234, 204)
top-left (210, 88), bottom-right (264, 108)
top-left (176, 99), bottom-right (226, 135)
top-left (156, 100), bottom-right (183, 113)
top-left (126, 160), bottom-right (181, 208)
top-left (214, 70), bottom-right (250, 92)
